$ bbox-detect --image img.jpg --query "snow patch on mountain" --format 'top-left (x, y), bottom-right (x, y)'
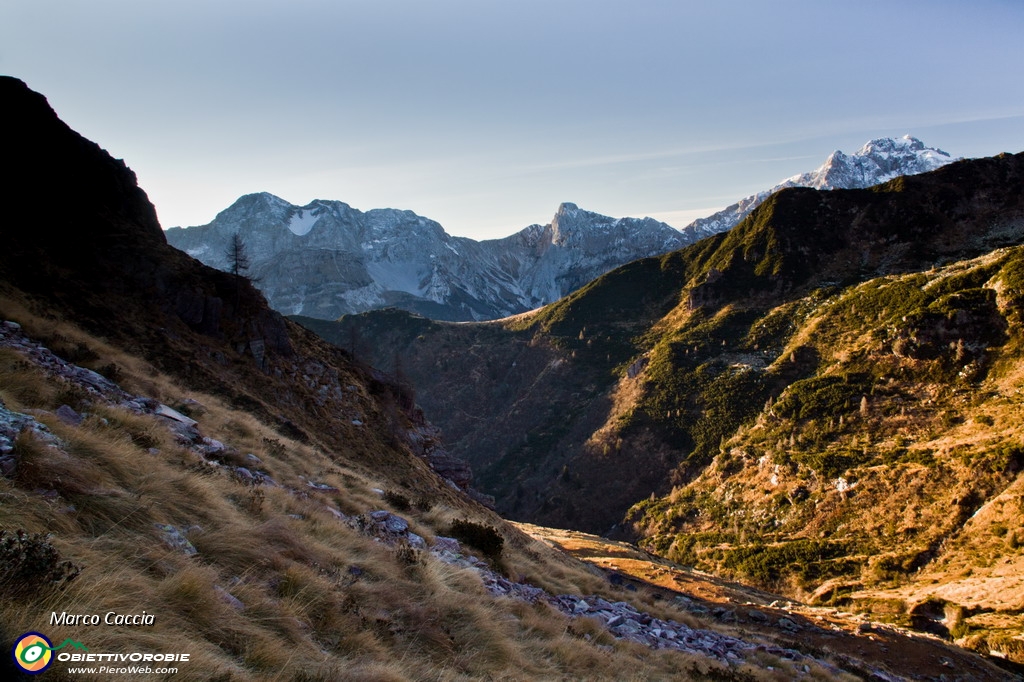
top-left (682, 135), bottom-right (956, 241)
top-left (165, 136), bottom-right (956, 322)
top-left (287, 209), bottom-right (318, 236)
top-left (166, 196), bottom-right (687, 321)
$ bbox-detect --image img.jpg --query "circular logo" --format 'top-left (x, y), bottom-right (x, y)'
top-left (12, 632), bottom-right (54, 674)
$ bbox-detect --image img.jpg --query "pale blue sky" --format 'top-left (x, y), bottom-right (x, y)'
top-left (2, 0), bottom-right (1023, 238)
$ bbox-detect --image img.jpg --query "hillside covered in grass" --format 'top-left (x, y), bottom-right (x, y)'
top-left (314, 147), bottom-right (1024, 664)
top-left (4, 75), bottom-right (955, 681)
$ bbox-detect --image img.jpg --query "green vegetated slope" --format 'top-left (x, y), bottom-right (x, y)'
top-left (3, 76), bottom-right (825, 681)
top-left (310, 151), bottom-right (1024, 660)
top-left (627, 244), bottom-right (1024, 654)
top-left (312, 152), bottom-right (1024, 533)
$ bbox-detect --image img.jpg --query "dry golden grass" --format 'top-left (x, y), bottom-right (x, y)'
top-left (1, 300), bottom-right (783, 681)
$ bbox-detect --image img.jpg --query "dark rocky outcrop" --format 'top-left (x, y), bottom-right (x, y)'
top-left (0, 76), bottom-right (474, 501)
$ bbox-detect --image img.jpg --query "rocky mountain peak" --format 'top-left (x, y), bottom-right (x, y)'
top-left (214, 192), bottom-right (296, 227)
top-left (856, 134), bottom-right (930, 155)
top-left (682, 136), bottom-right (957, 241)
top-left (167, 197), bottom-right (687, 321)
top-left (166, 135), bottom-right (961, 323)
top-left (550, 202), bottom-right (588, 244)
top-left (807, 134), bottom-right (954, 189)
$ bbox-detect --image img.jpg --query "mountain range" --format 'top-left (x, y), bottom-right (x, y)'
top-left (303, 148), bottom-right (1024, 664)
top-left (681, 135), bottom-right (956, 240)
top-left (165, 198), bottom-right (688, 321)
top-left (2, 74), bottom-right (1020, 679)
top-left (166, 136), bottom-right (954, 322)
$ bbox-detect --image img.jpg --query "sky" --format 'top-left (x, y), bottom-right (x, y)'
top-left (2, 0), bottom-right (1023, 239)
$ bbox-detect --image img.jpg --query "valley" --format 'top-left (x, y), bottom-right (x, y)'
top-left (306, 151), bottom-right (1024, 669)
top-left (2, 73), bottom-right (1022, 680)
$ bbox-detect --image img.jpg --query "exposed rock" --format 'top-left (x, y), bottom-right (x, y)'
top-left (233, 467), bottom-right (255, 483)
top-left (405, 424), bottom-right (473, 489)
top-left (306, 480), bottom-right (339, 493)
top-left (0, 396), bottom-right (64, 477)
top-left (369, 510), bottom-right (409, 534)
top-left (432, 536), bottom-right (461, 553)
top-left (778, 617), bottom-right (800, 632)
top-left (155, 523), bottom-right (198, 556)
top-left (406, 532), bottom-right (427, 550)
top-left (154, 403), bottom-right (198, 428)
top-left (215, 585), bottom-right (245, 611)
top-left (747, 609), bottom-right (768, 623)
top-left (55, 404), bottom-right (83, 425)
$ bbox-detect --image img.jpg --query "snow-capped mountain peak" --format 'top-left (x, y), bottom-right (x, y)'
top-left (682, 136), bottom-right (957, 240)
top-left (165, 136), bottom-right (958, 322)
top-left (793, 134), bottom-right (954, 190)
top-left (165, 198), bottom-right (687, 321)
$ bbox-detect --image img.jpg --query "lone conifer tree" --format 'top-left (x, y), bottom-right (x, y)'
top-left (225, 232), bottom-right (251, 279)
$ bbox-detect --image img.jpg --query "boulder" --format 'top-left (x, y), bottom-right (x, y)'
top-left (55, 404), bottom-right (83, 425)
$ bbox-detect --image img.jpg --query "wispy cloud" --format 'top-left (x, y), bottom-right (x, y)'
top-left (513, 140), bottom-right (793, 173)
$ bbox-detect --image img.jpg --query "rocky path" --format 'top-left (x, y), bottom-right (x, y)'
top-left (519, 523), bottom-right (1021, 682)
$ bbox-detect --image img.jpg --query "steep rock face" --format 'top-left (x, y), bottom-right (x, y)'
top-left (681, 135), bottom-right (955, 241)
top-left (167, 199), bottom-right (687, 321)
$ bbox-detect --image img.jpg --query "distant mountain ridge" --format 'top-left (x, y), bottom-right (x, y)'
top-left (681, 135), bottom-right (956, 240)
top-left (166, 136), bottom-right (955, 322)
top-left (166, 198), bottom-right (688, 321)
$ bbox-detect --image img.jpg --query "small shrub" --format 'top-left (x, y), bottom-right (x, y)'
top-left (246, 482), bottom-right (266, 515)
top-left (722, 539), bottom-right (851, 588)
top-left (383, 490), bottom-right (411, 512)
top-left (946, 604), bottom-right (969, 640)
top-left (395, 539), bottom-right (423, 567)
top-left (97, 362), bottom-right (123, 383)
top-left (448, 519), bottom-right (504, 560)
top-left (0, 530), bottom-right (81, 597)
top-left (48, 337), bottom-right (99, 365)
top-left (53, 384), bottom-right (91, 411)
top-left (774, 374), bottom-right (873, 421)
top-left (940, 411), bottom-right (963, 429)
top-left (261, 437), bottom-right (286, 458)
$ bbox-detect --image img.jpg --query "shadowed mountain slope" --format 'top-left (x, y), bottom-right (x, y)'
top-left (306, 151), bottom-right (1024, 663)
top-left (310, 151), bottom-right (1024, 532)
top-left (0, 76), bottom-right (457, 494)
